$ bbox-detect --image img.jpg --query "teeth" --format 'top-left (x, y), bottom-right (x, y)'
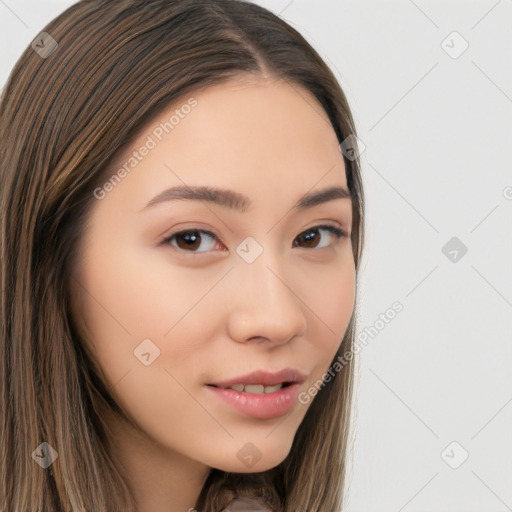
top-left (262, 384), bottom-right (283, 394)
top-left (243, 384), bottom-right (265, 394)
top-left (229, 383), bottom-right (284, 394)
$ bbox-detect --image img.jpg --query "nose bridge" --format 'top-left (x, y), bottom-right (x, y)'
top-left (226, 243), bottom-right (308, 343)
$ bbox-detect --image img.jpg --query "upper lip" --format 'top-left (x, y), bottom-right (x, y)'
top-left (208, 368), bottom-right (307, 388)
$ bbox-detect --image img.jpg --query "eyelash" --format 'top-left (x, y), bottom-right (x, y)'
top-left (161, 224), bottom-right (347, 254)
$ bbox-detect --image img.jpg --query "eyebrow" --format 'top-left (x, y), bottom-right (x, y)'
top-left (140, 184), bottom-right (352, 213)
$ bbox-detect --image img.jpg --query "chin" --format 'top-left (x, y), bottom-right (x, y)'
top-left (207, 442), bottom-right (292, 474)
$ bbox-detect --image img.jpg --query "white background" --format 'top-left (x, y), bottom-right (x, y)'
top-left (1, 1), bottom-right (511, 511)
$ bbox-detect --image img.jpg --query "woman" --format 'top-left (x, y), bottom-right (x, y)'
top-left (0, 1), bottom-right (365, 510)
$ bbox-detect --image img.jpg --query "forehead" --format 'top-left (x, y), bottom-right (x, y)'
top-left (102, 75), bottom-right (349, 210)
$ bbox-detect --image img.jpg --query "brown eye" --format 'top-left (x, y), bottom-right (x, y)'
top-left (162, 229), bottom-right (221, 253)
top-left (293, 225), bottom-right (345, 249)
top-left (175, 231), bottom-right (201, 250)
top-left (296, 229), bottom-right (320, 248)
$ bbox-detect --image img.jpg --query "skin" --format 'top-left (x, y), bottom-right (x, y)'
top-left (72, 73), bottom-right (356, 512)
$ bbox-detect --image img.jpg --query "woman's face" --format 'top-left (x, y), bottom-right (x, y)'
top-left (73, 74), bottom-right (355, 473)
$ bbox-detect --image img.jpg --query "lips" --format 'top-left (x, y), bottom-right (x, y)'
top-left (206, 382), bottom-right (303, 419)
top-left (207, 368), bottom-right (307, 389)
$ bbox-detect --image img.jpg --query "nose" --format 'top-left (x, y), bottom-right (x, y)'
top-left (226, 254), bottom-right (308, 346)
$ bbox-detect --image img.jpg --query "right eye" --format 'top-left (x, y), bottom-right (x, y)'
top-left (161, 229), bottom-right (226, 253)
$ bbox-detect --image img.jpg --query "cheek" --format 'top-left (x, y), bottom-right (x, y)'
top-left (305, 254), bottom-right (355, 330)
top-left (303, 258), bottom-right (356, 370)
top-left (76, 239), bottom-right (221, 389)
top-left (76, 245), bottom-right (219, 444)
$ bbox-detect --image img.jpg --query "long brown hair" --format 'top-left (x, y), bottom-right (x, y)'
top-left (0, 1), bottom-right (365, 510)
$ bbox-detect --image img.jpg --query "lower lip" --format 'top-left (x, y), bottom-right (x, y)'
top-left (205, 383), bottom-right (301, 419)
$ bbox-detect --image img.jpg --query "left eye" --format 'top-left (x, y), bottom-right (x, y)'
top-left (161, 224), bottom-right (346, 253)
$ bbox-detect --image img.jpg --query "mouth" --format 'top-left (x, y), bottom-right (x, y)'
top-left (206, 382), bottom-right (294, 394)
top-left (206, 368), bottom-right (307, 395)
top-left (205, 378), bottom-right (303, 419)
